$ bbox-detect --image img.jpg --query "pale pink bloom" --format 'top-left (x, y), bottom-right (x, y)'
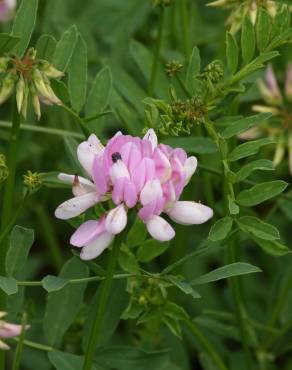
top-left (55, 130), bottom-right (213, 260)
top-left (257, 65), bottom-right (282, 106)
top-left (0, 312), bottom-right (28, 350)
top-left (0, 0), bottom-right (16, 22)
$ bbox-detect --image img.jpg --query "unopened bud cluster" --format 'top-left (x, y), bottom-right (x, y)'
top-left (0, 48), bottom-right (63, 119)
top-left (201, 60), bottom-right (224, 85)
top-left (0, 154), bottom-right (8, 183)
top-left (23, 170), bottom-right (42, 191)
top-left (165, 60), bottom-right (183, 77)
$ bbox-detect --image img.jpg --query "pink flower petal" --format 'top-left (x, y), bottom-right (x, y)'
top-left (146, 215), bottom-right (175, 242)
top-left (70, 218), bottom-right (106, 247)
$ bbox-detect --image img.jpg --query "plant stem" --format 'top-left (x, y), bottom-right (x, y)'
top-left (180, 0), bottom-right (191, 58)
top-left (0, 99), bottom-right (21, 370)
top-left (12, 313), bottom-right (27, 370)
top-left (12, 338), bottom-right (53, 352)
top-left (184, 319), bottom-right (228, 370)
top-left (82, 235), bottom-right (122, 370)
top-left (61, 104), bottom-right (90, 137)
top-left (148, 6), bottom-right (165, 96)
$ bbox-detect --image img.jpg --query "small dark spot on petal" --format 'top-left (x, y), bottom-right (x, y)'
top-left (112, 152), bottom-right (122, 163)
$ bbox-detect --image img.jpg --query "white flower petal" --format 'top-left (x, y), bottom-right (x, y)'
top-left (146, 215), bottom-right (175, 242)
top-left (143, 129), bottom-right (158, 151)
top-left (184, 156), bottom-right (197, 185)
top-left (140, 179), bottom-right (163, 205)
top-left (77, 134), bottom-right (104, 176)
top-left (167, 201), bottom-right (213, 225)
top-left (105, 204), bottom-right (127, 235)
top-left (109, 160), bottom-right (130, 183)
top-left (80, 232), bottom-right (114, 260)
top-left (55, 192), bottom-right (98, 220)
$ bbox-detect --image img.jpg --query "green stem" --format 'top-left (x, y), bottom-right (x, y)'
top-left (12, 338), bottom-right (53, 352)
top-left (0, 99), bottom-right (21, 369)
top-left (148, 6), bottom-right (165, 96)
top-left (82, 234), bottom-right (122, 370)
top-left (61, 104), bottom-right (90, 137)
top-left (12, 313), bottom-right (27, 370)
top-left (184, 319), bottom-right (228, 370)
top-left (179, 0), bottom-right (191, 58)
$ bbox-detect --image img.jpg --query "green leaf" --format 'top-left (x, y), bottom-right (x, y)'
top-left (228, 196), bottom-right (240, 215)
top-left (0, 276), bottom-right (18, 295)
top-left (208, 217), bottom-right (233, 242)
top-left (0, 34), bottom-right (20, 55)
top-left (266, 27), bottom-right (292, 51)
top-left (53, 25), bottom-right (78, 72)
top-left (162, 137), bottom-right (217, 154)
top-left (68, 34), bottom-right (87, 113)
top-left (164, 301), bottom-right (189, 321)
top-left (191, 263), bottom-right (261, 285)
top-left (36, 34), bottom-right (57, 62)
top-left (237, 181), bottom-right (288, 207)
top-left (162, 315), bottom-right (182, 339)
top-left (126, 218), bottom-right (147, 247)
top-left (256, 9), bottom-right (271, 51)
top-left (119, 244), bottom-right (139, 273)
top-left (251, 237), bottom-right (290, 256)
top-left (44, 257), bottom-right (89, 346)
top-left (42, 275), bottom-right (69, 293)
top-left (11, 0), bottom-right (38, 57)
top-left (137, 239), bottom-right (169, 263)
top-left (238, 216), bottom-right (280, 241)
top-left (186, 46), bottom-right (200, 90)
top-left (221, 113), bottom-right (272, 139)
top-left (95, 346), bottom-right (170, 370)
top-left (48, 351), bottom-right (99, 370)
top-left (228, 138), bottom-right (274, 161)
top-left (6, 226), bottom-right (34, 278)
top-left (241, 17), bottom-right (255, 63)
top-left (85, 66), bottom-right (112, 117)
top-left (166, 275), bottom-right (201, 299)
top-left (226, 32), bottom-right (238, 74)
top-left (234, 159), bottom-right (274, 183)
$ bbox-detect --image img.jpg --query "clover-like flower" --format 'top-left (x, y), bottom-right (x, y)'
top-left (0, 48), bottom-right (63, 119)
top-left (0, 312), bottom-right (28, 350)
top-left (55, 130), bottom-right (213, 260)
top-left (0, 0), bottom-right (16, 22)
top-left (240, 64), bottom-right (292, 174)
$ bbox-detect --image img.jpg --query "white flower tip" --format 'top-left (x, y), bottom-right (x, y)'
top-left (143, 129), bottom-right (158, 150)
top-left (184, 156), bottom-right (198, 184)
top-left (105, 204), bottom-right (127, 235)
top-left (146, 215), bottom-right (175, 242)
top-left (167, 201), bottom-right (213, 225)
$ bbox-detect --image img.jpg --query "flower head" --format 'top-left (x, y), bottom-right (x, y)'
top-left (0, 312), bottom-right (28, 350)
top-left (55, 129), bottom-right (213, 260)
top-left (0, 48), bottom-right (63, 119)
top-left (0, 0), bottom-right (16, 22)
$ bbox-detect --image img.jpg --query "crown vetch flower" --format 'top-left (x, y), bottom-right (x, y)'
top-left (0, 0), bottom-right (16, 22)
top-left (0, 312), bottom-right (28, 350)
top-left (55, 129), bottom-right (213, 260)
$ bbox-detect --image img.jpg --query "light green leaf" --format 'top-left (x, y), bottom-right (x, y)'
top-left (256, 9), bottom-right (271, 51)
top-left (228, 138), bottom-right (274, 162)
top-left (119, 244), bottom-right (139, 273)
top-left (238, 216), bottom-right (280, 241)
top-left (137, 239), bottom-right (169, 263)
top-left (226, 32), bottom-right (238, 74)
top-left (186, 46), bottom-right (200, 90)
top-left (0, 34), bottom-right (20, 55)
top-left (6, 226), bottom-right (34, 278)
top-left (221, 113), bottom-right (272, 139)
top-left (53, 25), bottom-right (78, 72)
top-left (241, 17), bottom-right (255, 63)
top-left (11, 0), bottom-right (38, 57)
top-left (251, 237), bottom-right (290, 256)
top-left (234, 159), bottom-right (274, 183)
top-left (0, 276), bottom-right (18, 295)
top-left (85, 66), bottom-right (112, 117)
top-left (126, 218), bottom-right (147, 247)
top-left (164, 302), bottom-right (189, 321)
top-left (166, 275), bottom-right (201, 299)
top-left (42, 275), bottom-right (69, 293)
top-left (162, 137), bottom-right (217, 154)
top-left (44, 257), bottom-right (89, 346)
top-left (68, 33), bottom-right (87, 113)
top-left (191, 263), bottom-right (261, 285)
top-left (209, 217), bottom-right (233, 242)
top-left (36, 34), bottom-right (57, 62)
top-left (237, 181), bottom-right (288, 206)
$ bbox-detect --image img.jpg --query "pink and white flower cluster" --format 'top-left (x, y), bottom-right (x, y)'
top-left (55, 130), bottom-right (213, 260)
top-left (0, 0), bottom-right (16, 22)
top-left (0, 312), bottom-right (27, 350)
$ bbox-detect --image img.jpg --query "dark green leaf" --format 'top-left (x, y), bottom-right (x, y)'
top-left (251, 237), bottom-right (290, 256)
top-left (256, 9), bottom-right (271, 51)
top-left (48, 351), bottom-right (99, 370)
top-left (68, 33), bottom-right (87, 113)
top-left (42, 275), bottom-right (69, 292)
top-left (164, 301), bottom-right (189, 321)
top-left (228, 138), bottom-right (274, 161)
top-left (241, 17), bottom-right (255, 63)
top-left (191, 263), bottom-right (261, 285)
top-left (186, 46), bottom-right (200, 90)
top-left (234, 159), bottom-right (274, 182)
top-left (11, 0), bottom-right (38, 57)
top-left (162, 137), bottom-right (217, 154)
top-left (53, 25), bottom-right (78, 72)
top-left (0, 276), bottom-right (18, 295)
top-left (237, 181), bottom-right (288, 206)
top-left (166, 275), bottom-right (201, 299)
top-left (208, 217), bottom-right (233, 242)
top-left (6, 226), bottom-right (34, 278)
top-left (126, 218), bottom-right (147, 247)
top-left (0, 34), bottom-right (20, 55)
top-left (36, 34), bottom-right (57, 62)
top-left (119, 244), bottom-right (139, 272)
top-left (226, 32), bottom-right (238, 74)
top-left (137, 239), bottom-right (169, 263)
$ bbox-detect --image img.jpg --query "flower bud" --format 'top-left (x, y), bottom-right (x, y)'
top-left (16, 75), bottom-right (25, 114)
top-left (38, 60), bottom-right (64, 79)
top-left (0, 72), bottom-right (15, 104)
top-left (23, 170), bottom-right (42, 191)
top-left (206, 0), bottom-right (227, 7)
top-left (0, 57), bottom-right (9, 73)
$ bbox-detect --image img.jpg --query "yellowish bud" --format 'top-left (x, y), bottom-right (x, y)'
top-left (0, 72), bottom-right (15, 104)
top-left (16, 75), bottom-right (25, 114)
